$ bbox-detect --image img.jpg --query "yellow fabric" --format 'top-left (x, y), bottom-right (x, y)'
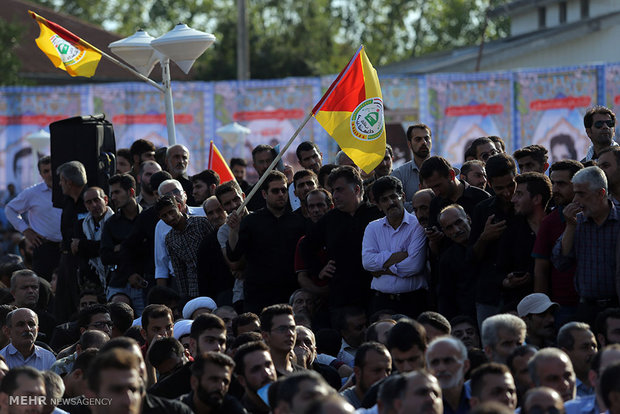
top-left (34, 20), bottom-right (101, 78)
top-left (313, 47), bottom-right (386, 174)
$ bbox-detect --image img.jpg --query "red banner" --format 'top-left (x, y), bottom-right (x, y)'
top-left (529, 96), bottom-right (591, 111)
top-left (444, 104), bottom-right (504, 117)
top-left (0, 115), bottom-right (68, 125)
top-left (111, 114), bottom-right (194, 124)
top-left (233, 109), bottom-right (305, 121)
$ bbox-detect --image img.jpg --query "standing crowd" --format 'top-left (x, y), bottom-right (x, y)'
top-left (0, 105), bottom-right (619, 414)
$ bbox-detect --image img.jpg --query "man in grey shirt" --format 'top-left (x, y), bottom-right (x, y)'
top-left (392, 123), bottom-right (433, 204)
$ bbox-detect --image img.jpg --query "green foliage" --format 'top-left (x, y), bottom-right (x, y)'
top-left (0, 21), bottom-right (27, 86)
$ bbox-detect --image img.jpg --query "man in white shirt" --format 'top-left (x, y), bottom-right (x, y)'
top-left (5, 156), bottom-right (62, 281)
top-left (362, 176), bottom-right (427, 317)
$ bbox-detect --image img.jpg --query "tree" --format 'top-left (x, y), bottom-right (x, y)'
top-left (0, 21), bottom-right (27, 86)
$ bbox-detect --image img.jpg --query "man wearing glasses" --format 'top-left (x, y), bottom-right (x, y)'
top-left (259, 304), bottom-right (299, 376)
top-left (582, 106), bottom-right (619, 163)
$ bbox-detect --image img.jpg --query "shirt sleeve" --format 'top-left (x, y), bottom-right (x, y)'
top-left (154, 221), bottom-right (171, 279)
top-left (390, 222), bottom-right (427, 277)
top-left (550, 232), bottom-right (575, 271)
top-left (4, 189), bottom-right (32, 233)
top-left (361, 222), bottom-right (392, 272)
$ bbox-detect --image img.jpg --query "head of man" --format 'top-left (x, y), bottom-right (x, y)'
top-left (115, 149), bottom-right (132, 175)
top-left (366, 320), bottom-right (396, 345)
top-left (252, 145), bottom-right (276, 177)
top-left (375, 145), bottom-right (394, 177)
top-left (138, 160), bottom-right (162, 195)
top-left (289, 289), bottom-right (315, 316)
top-left (37, 156), bottom-right (53, 188)
top-left (601, 361), bottom-right (620, 414)
top-left (412, 189), bottom-right (435, 228)
top-left (293, 326), bottom-right (317, 369)
top-left (438, 204), bottom-right (471, 246)
top-left (10, 270), bottom-right (39, 309)
top-left (549, 160), bottom-right (583, 207)
top-left (189, 313), bottom-right (227, 357)
top-left (130, 139), bottom-right (156, 170)
top-left (190, 351), bottom-right (235, 410)
top-left (584, 106), bottom-right (616, 149)
top-left (86, 349), bottom-right (144, 414)
top-left (450, 316), bottom-right (481, 349)
top-left (598, 147), bottom-right (620, 192)
top-left (481, 314), bottom-right (526, 364)
top-left (0, 366), bottom-right (45, 414)
top-left (165, 144), bottom-right (189, 178)
top-left (293, 170), bottom-right (318, 205)
top-left (77, 304), bottom-right (112, 336)
top-left (334, 306), bottom-right (367, 349)
top-left (140, 304), bottom-right (173, 345)
top-left (327, 166), bottom-right (364, 214)
top-left (296, 142), bottom-right (323, 174)
top-left (234, 341), bottom-right (277, 394)
top-left (426, 337), bottom-right (469, 391)
top-left (528, 348), bottom-right (576, 402)
top-left (158, 178), bottom-right (186, 206)
top-left (273, 370), bottom-right (331, 414)
top-left (232, 312), bottom-right (261, 337)
top-left (260, 304), bottom-right (296, 355)
top-left (571, 166), bottom-right (609, 219)
top-left (591, 345), bottom-right (620, 397)
top-left (203, 196), bottom-right (227, 228)
top-left (64, 348), bottom-right (98, 398)
top-left (514, 145), bottom-right (550, 174)
top-left (406, 124), bottom-right (432, 160)
top-left (305, 394), bottom-right (356, 414)
top-left (261, 171), bottom-right (289, 212)
top-left (192, 170), bottom-right (220, 205)
top-left (521, 387), bottom-right (565, 414)
top-left (306, 189), bottom-right (333, 223)
top-left (382, 371), bottom-right (443, 414)
top-left (507, 345), bottom-right (538, 400)
top-left (420, 157), bottom-right (458, 199)
top-left (512, 172), bottom-right (552, 216)
top-left (229, 158), bottom-right (247, 182)
top-left (417, 312), bottom-right (451, 343)
top-left (108, 174), bottom-right (136, 211)
top-left (147, 337), bottom-right (187, 379)
top-left (460, 160), bottom-right (487, 190)
top-left (156, 195), bottom-right (184, 229)
top-left (517, 293), bottom-right (558, 346)
top-left (214, 180), bottom-right (245, 214)
top-left (470, 363), bottom-right (517, 410)
top-left (354, 342), bottom-right (392, 396)
top-left (56, 161), bottom-right (87, 196)
top-left (213, 306), bottom-right (237, 335)
top-left (373, 176), bottom-right (406, 222)
top-left (469, 137), bottom-right (499, 163)
top-left (485, 154), bottom-right (518, 207)
top-left (557, 322), bottom-right (597, 383)
top-left (4, 308), bottom-right (38, 354)
top-left (83, 187), bottom-right (109, 220)
top-left (596, 308), bottom-right (620, 347)
top-left (386, 319), bottom-right (427, 373)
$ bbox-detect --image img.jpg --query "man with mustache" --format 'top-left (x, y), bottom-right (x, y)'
top-left (180, 352), bottom-right (245, 414)
top-left (165, 144), bottom-right (196, 206)
top-left (362, 176), bottom-right (428, 317)
top-left (518, 293), bottom-right (558, 349)
top-left (234, 341), bottom-right (277, 414)
top-left (558, 322), bottom-right (598, 398)
top-left (393, 124), bottom-right (433, 203)
top-left (581, 106), bottom-right (618, 163)
top-left (425, 337), bottom-right (470, 414)
top-left (528, 348), bottom-right (576, 403)
top-left (0, 308), bottom-right (55, 370)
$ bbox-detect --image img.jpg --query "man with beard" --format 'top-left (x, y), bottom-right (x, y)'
top-left (294, 326), bottom-right (341, 389)
top-left (180, 352), bottom-right (245, 414)
top-left (469, 363), bottom-right (518, 410)
top-left (191, 170), bottom-right (220, 207)
top-left (438, 205), bottom-right (476, 320)
top-left (557, 322), bottom-right (598, 398)
top-left (362, 176), bottom-right (428, 316)
top-left (460, 160), bottom-right (487, 190)
top-left (470, 137), bottom-right (500, 163)
top-left (411, 188), bottom-right (434, 226)
top-left (528, 348), bottom-right (577, 402)
top-left (292, 170), bottom-right (318, 218)
top-left (518, 293), bottom-right (558, 348)
top-left (372, 145), bottom-right (394, 179)
top-left (130, 139), bottom-right (156, 179)
top-left (234, 341), bottom-right (278, 414)
top-left (598, 147), bottom-right (620, 206)
top-left (296, 141), bottom-right (323, 175)
top-left (165, 144), bottom-right (195, 206)
top-left (581, 106), bottom-right (619, 162)
top-left (393, 124), bottom-right (433, 202)
top-left (246, 144), bottom-right (277, 212)
top-left (136, 161), bottom-right (162, 209)
top-left (470, 153), bottom-right (518, 326)
top-left (340, 342), bottom-right (391, 409)
top-left (0, 308), bottom-right (55, 370)
top-left (514, 145), bottom-right (550, 174)
top-left (533, 160), bottom-right (583, 326)
top-left (425, 337), bottom-right (470, 414)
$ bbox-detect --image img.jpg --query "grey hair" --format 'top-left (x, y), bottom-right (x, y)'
top-left (9, 269), bottom-right (38, 293)
top-left (5, 308), bottom-right (38, 328)
top-left (427, 336), bottom-right (468, 362)
top-left (165, 144), bottom-right (189, 159)
top-left (557, 322), bottom-right (592, 350)
top-left (481, 314), bottom-right (526, 349)
top-left (157, 179), bottom-right (183, 196)
top-left (438, 203), bottom-right (468, 223)
top-left (42, 371), bottom-right (65, 402)
top-left (56, 161), bottom-right (87, 186)
top-left (571, 166), bottom-right (608, 193)
top-left (528, 348), bottom-right (572, 386)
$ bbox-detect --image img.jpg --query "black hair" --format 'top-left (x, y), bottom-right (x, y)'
top-left (372, 176), bottom-right (404, 202)
top-left (190, 313), bottom-right (226, 339)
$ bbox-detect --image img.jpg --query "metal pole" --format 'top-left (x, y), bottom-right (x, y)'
top-left (161, 58), bottom-right (177, 145)
top-left (237, 0), bottom-right (250, 80)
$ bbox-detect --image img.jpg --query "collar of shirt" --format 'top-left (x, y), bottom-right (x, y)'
top-left (578, 200), bottom-right (619, 225)
top-left (7, 343), bottom-right (36, 359)
top-left (381, 209), bottom-right (414, 231)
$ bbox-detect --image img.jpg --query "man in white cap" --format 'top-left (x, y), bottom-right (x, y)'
top-left (518, 293), bottom-right (559, 349)
top-left (173, 319), bottom-right (193, 350)
top-left (182, 297), bottom-right (217, 320)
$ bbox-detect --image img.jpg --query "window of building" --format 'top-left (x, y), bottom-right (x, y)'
top-left (559, 1), bottom-right (567, 23)
top-left (538, 7), bottom-right (546, 28)
top-left (581, 0), bottom-right (590, 18)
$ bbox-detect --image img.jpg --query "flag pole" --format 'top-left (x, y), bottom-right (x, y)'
top-left (236, 111), bottom-right (313, 215)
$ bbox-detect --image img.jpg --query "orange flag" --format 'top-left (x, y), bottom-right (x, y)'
top-left (208, 141), bottom-right (235, 183)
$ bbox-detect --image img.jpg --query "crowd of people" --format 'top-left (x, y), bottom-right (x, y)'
top-left (0, 104), bottom-right (618, 414)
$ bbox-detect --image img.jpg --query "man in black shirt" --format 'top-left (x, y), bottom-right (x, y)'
top-left (303, 166), bottom-right (383, 311)
top-left (227, 170), bottom-right (306, 313)
top-left (245, 144), bottom-right (277, 212)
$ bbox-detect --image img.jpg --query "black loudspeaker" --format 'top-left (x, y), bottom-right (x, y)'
top-left (50, 114), bottom-right (117, 208)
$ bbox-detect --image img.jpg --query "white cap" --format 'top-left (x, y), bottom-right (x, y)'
top-left (173, 319), bottom-right (193, 340)
top-left (182, 296), bottom-right (217, 319)
top-left (517, 293), bottom-right (559, 317)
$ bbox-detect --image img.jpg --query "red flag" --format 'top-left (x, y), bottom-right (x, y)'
top-left (208, 141), bottom-right (235, 183)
